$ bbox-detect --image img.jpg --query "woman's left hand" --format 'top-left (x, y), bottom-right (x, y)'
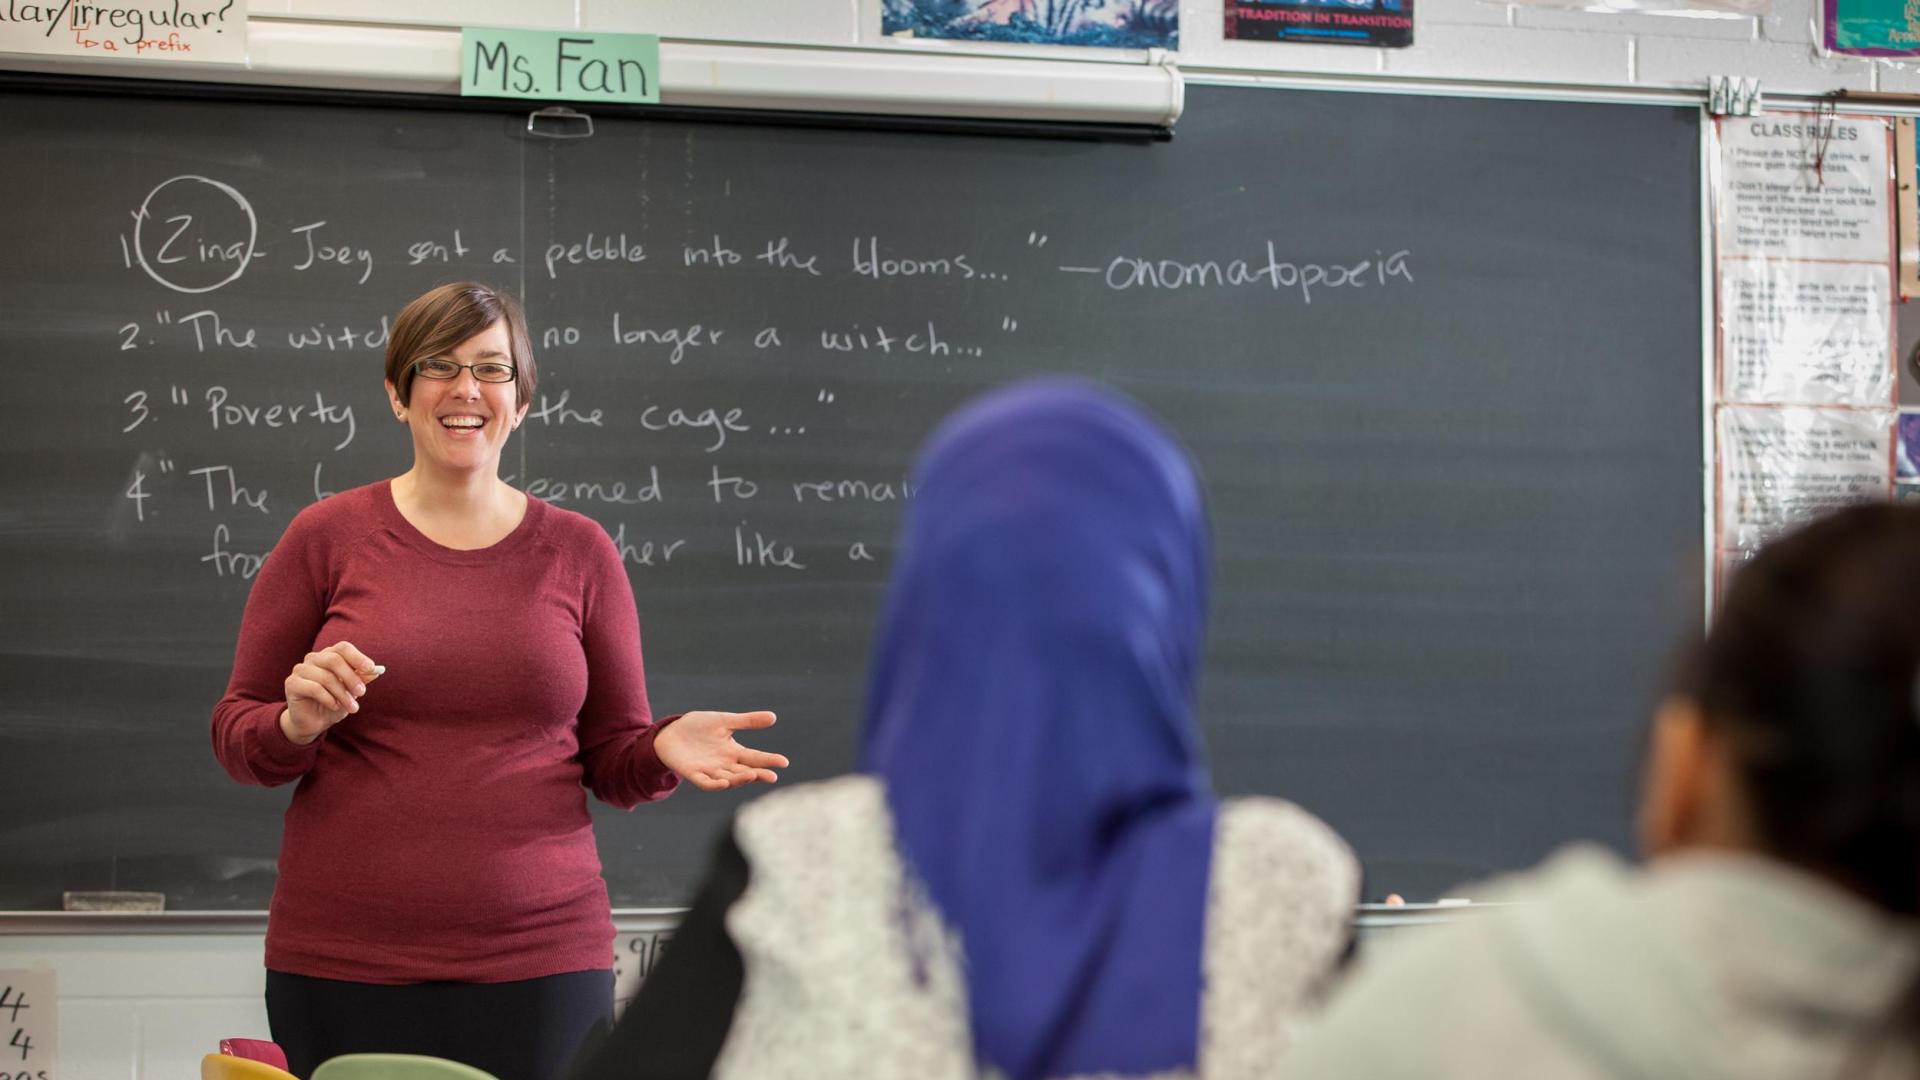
top-left (655, 710), bottom-right (789, 791)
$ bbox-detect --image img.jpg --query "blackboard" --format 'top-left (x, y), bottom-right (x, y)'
top-left (0, 79), bottom-right (1704, 909)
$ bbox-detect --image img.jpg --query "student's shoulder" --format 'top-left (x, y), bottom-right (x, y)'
top-left (729, 777), bottom-right (897, 916)
top-left (1217, 796), bottom-right (1360, 897)
top-left (1288, 847), bottom-right (1635, 1076)
top-left (738, 774), bottom-right (885, 836)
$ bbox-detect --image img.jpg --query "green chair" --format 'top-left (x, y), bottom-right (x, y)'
top-left (310, 1055), bottom-right (499, 1080)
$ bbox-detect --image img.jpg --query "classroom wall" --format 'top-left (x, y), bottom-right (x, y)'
top-left (245, 0), bottom-right (1918, 97)
top-left (0, 919), bottom-right (672, 1078)
top-left (0, 0), bottom-right (1901, 1076)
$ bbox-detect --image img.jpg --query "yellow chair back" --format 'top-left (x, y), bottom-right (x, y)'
top-left (202, 1054), bottom-right (299, 1080)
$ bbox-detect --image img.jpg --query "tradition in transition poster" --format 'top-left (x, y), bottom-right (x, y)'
top-left (1225, 0), bottom-right (1413, 47)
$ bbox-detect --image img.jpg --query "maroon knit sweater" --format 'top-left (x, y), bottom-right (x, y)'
top-left (212, 481), bottom-right (678, 984)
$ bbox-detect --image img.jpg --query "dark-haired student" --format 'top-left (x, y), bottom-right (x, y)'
top-left (571, 378), bottom-right (1361, 1080)
top-left (1286, 500), bottom-right (1920, 1079)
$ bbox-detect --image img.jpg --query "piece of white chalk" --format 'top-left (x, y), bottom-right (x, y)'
top-left (64, 890), bottom-right (165, 912)
top-left (1435, 897), bottom-right (1472, 906)
top-left (372, 665), bottom-right (386, 676)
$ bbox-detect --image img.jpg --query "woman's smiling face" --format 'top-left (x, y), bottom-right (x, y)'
top-left (388, 320), bottom-right (529, 478)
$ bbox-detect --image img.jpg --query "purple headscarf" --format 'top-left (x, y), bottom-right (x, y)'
top-left (860, 379), bottom-right (1218, 1080)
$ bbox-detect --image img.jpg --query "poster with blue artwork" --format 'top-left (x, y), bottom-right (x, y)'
top-left (1898, 412), bottom-right (1920, 480)
top-left (883, 0), bottom-right (1179, 49)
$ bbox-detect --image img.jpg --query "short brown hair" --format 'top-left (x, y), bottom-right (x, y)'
top-left (385, 282), bottom-right (538, 409)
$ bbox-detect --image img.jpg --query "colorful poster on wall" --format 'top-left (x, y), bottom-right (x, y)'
top-left (883, 0), bottom-right (1179, 49)
top-left (1224, 0), bottom-right (1412, 46)
top-left (1825, 0), bottom-right (1920, 55)
top-left (1897, 411), bottom-right (1920, 479)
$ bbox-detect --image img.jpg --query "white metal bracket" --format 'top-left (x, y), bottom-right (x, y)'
top-left (1708, 76), bottom-right (1763, 116)
top-left (527, 106), bottom-right (594, 140)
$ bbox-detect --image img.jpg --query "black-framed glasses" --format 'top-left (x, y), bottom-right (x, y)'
top-left (412, 358), bottom-right (517, 383)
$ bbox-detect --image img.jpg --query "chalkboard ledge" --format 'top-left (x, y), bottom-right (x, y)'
top-left (0, 906), bottom-right (1464, 935)
top-left (0, 910), bottom-right (687, 934)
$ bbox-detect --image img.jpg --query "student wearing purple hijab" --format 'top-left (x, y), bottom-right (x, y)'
top-left (570, 379), bottom-right (1359, 1080)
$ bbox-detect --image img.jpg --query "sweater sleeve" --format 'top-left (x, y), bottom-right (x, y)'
top-left (575, 523), bottom-right (680, 809)
top-left (209, 509), bottom-right (330, 786)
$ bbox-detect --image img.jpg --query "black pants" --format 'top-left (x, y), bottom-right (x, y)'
top-left (266, 969), bottom-right (613, 1080)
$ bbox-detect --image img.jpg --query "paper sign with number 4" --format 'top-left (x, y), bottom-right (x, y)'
top-left (0, 972), bottom-right (54, 1080)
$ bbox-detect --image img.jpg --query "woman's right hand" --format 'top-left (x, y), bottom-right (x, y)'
top-left (281, 641), bottom-right (381, 745)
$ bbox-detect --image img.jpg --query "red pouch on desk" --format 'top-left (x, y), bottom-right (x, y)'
top-left (219, 1040), bottom-right (289, 1071)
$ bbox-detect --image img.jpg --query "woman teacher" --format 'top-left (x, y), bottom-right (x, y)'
top-left (211, 282), bottom-right (787, 1080)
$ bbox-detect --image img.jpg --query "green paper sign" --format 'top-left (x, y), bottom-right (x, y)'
top-left (461, 28), bottom-right (660, 103)
top-left (1826, 0), bottom-right (1920, 55)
